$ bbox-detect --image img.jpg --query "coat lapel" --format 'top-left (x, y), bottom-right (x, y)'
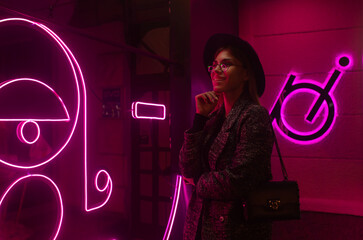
top-left (208, 95), bottom-right (251, 170)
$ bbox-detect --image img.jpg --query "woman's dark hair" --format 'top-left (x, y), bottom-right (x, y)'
top-left (214, 45), bottom-right (260, 104)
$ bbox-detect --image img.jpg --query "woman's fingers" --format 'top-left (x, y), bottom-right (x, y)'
top-left (195, 91), bottom-right (220, 116)
top-left (195, 93), bottom-right (208, 103)
top-left (196, 91), bottom-right (219, 103)
top-left (205, 91), bottom-right (219, 103)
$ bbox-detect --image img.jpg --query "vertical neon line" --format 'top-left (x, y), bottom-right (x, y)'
top-left (163, 175), bottom-right (182, 240)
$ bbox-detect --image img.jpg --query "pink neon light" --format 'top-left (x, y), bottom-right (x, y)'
top-left (35, 19), bottom-right (113, 211)
top-left (131, 101), bottom-right (166, 120)
top-left (335, 54), bottom-right (353, 69)
top-left (131, 102), bottom-right (136, 119)
top-left (0, 78), bottom-right (70, 122)
top-left (94, 170), bottom-right (113, 205)
top-left (280, 89), bottom-right (331, 137)
top-left (304, 71), bottom-right (341, 124)
top-left (163, 175), bottom-right (182, 240)
top-left (0, 174), bottom-right (64, 240)
top-left (16, 120), bottom-right (41, 144)
top-left (0, 22), bottom-right (79, 170)
top-left (271, 54), bottom-right (352, 145)
top-left (272, 76), bottom-right (340, 145)
top-left (0, 18), bottom-right (112, 212)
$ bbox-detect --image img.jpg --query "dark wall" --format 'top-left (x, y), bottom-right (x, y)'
top-left (238, 0), bottom-right (363, 217)
top-left (190, 0), bottom-right (239, 116)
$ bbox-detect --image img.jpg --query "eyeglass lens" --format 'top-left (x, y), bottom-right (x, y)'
top-left (208, 63), bottom-right (227, 73)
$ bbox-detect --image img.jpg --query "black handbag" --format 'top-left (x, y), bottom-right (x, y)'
top-left (244, 128), bottom-right (301, 222)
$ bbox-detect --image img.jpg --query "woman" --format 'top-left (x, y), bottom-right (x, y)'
top-left (179, 33), bottom-right (274, 240)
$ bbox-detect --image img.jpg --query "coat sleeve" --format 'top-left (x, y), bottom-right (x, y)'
top-left (179, 113), bottom-right (210, 179)
top-left (179, 130), bottom-right (204, 179)
top-left (196, 105), bottom-right (274, 200)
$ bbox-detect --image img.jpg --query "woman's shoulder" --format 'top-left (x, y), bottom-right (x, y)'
top-left (235, 99), bottom-right (269, 117)
top-left (246, 103), bottom-right (269, 115)
top-left (240, 102), bottom-right (271, 126)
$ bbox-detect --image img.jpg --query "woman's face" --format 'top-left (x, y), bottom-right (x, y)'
top-left (210, 49), bottom-right (248, 95)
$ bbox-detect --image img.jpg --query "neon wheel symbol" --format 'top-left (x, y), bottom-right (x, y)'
top-left (270, 55), bottom-right (352, 144)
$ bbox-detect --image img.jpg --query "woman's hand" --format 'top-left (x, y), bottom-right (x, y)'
top-left (195, 91), bottom-right (220, 117)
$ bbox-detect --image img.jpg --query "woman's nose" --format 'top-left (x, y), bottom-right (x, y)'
top-left (214, 64), bottom-right (223, 73)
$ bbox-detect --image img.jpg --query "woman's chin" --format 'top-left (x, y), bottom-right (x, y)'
top-left (213, 86), bottom-right (224, 93)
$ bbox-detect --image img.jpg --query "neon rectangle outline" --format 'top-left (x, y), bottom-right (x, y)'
top-left (132, 101), bottom-right (166, 120)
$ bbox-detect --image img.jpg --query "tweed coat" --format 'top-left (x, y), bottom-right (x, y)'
top-left (179, 94), bottom-right (274, 240)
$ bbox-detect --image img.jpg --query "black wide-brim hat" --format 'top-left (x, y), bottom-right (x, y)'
top-left (203, 33), bottom-right (265, 97)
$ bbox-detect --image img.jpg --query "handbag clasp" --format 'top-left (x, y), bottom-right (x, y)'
top-left (266, 199), bottom-right (281, 211)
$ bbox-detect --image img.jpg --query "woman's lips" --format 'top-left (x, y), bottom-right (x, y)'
top-left (213, 79), bottom-right (224, 84)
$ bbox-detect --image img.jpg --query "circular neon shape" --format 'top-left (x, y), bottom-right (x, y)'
top-left (0, 174), bottom-right (64, 240)
top-left (272, 78), bottom-right (338, 144)
top-left (0, 77), bottom-right (71, 122)
top-left (335, 54), bottom-right (352, 69)
top-left (16, 120), bottom-right (41, 144)
top-left (270, 55), bottom-right (351, 144)
top-left (0, 17), bottom-right (113, 234)
top-left (0, 18), bottom-right (81, 169)
top-left (280, 88), bottom-right (332, 137)
top-left (95, 170), bottom-right (113, 193)
top-left (0, 16), bottom-right (113, 219)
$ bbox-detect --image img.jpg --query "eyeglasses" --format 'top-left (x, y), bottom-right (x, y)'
top-left (207, 62), bottom-right (243, 73)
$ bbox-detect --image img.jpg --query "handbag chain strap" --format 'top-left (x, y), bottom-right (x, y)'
top-left (269, 120), bottom-right (289, 181)
top-left (233, 105), bottom-right (289, 181)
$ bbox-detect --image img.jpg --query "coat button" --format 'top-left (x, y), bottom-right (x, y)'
top-left (219, 216), bottom-right (224, 222)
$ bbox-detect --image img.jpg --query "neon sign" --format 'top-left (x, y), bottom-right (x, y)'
top-left (131, 101), bottom-right (166, 120)
top-left (0, 174), bottom-right (64, 240)
top-left (16, 120), bottom-right (41, 144)
top-left (0, 18), bottom-right (113, 238)
top-left (1, 17), bottom-right (355, 240)
top-left (0, 78), bottom-right (71, 168)
top-left (270, 55), bottom-right (352, 144)
top-left (131, 101), bottom-right (180, 240)
top-left (163, 175), bottom-right (182, 240)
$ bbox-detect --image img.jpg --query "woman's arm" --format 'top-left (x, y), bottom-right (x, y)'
top-left (179, 91), bottom-right (219, 181)
top-left (179, 130), bottom-right (204, 181)
top-left (179, 113), bottom-right (209, 180)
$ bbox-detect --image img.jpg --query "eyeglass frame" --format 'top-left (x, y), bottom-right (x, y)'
top-left (207, 62), bottom-right (244, 73)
